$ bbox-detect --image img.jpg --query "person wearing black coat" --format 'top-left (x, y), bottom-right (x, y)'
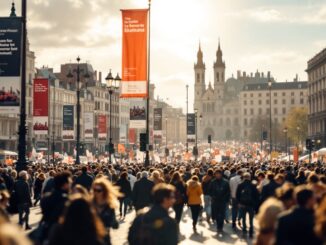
top-left (75, 166), bottom-right (94, 191)
top-left (116, 172), bottom-right (132, 218)
top-left (275, 187), bottom-right (322, 245)
top-left (132, 171), bottom-right (154, 211)
top-left (1, 169), bottom-right (14, 192)
top-left (261, 173), bottom-right (280, 203)
top-left (33, 173), bottom-right (45, 206)
top-left (236, 172), bottom-right (259, 238)
top-left (170, 172), bottom-right (186, 224)
top-left (14, 171), bottom-right (32, 230)
top-left (208, 169), bottom-right (231, 233)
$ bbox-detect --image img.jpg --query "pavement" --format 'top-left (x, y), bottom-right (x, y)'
top-left (11, 205), bottom-right (255, 245)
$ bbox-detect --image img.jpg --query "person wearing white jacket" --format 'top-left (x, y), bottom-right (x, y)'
top-left (229, 170), bottom-right (243, 229)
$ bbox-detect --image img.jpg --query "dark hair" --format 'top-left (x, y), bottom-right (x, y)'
top-left (276, 183), bottom-right (294, 202)
top-left (81, 166), bottom-right (87, 173)
top-left (120, 171), bottom-right (128, 180)
top-left (170, 172), bottom-right (182, 183)
top-left (152, 183), bottom-right (175, 205)
top-left (59, 195), bottom-right (105, 244)
top-left (295, 186), bottom-right (314, 207)
top-left (54, 171), bottom-right (72, 190)
top-left (207, 168), bottom-right (214, 176)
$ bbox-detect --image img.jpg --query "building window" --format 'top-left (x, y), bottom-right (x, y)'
top-left (244, 100), bottom-right (247, 105)
top-left (282, 108), bottom-right (286, 114)
top-left (282, 99), bottom-right (286, 105)
top-left (291, 98), bottom-right (295, 104)
top-left (244, 93), bottom-right (247, 98)
top-left (300, 98), bottom-right (304, 104)
top-left (258, 93), bottom-right (262, 97)
top-left (300, 91), bottom-right (303, 96)
top-left (258, 100), bottom-right (262, 105)
top-left (244, 109), bottom-right (247, 115)
top-left (282, 92), bottom-right (286, 96)
top-left (250, 100), bottom-right (253, 105)
top-left (274, 92), bottom-right (277, 96)
top-left (274, 108), bottom-right (278, 114)
top-left (250, 93), bottom-right (253, 97)
top-left (250, 108), bottom-right (254, 115)
top-left (244, 118), bottom-right (247, 126)
top-left (291, 92), bottom-right (294, 96)
top-left (274, 99), bottom-right (277, 104)
top-left (266, 99), bottom-right (269, 105)
top-left (216, 72), bottom-right (219, 82)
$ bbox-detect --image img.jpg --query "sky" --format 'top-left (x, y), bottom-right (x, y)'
top-left (0, 0), bottom-right (326, 113)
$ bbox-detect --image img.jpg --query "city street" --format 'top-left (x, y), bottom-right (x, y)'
top-left (12, 205), bottom-right (254, 245)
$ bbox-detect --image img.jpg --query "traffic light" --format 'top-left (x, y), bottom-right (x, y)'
top-left (140, 133), bottom-right (147, 152)
top-left (262, 131), bottom-right (268, 140)
top-left (306, 139), bottom-right (314, 150)
top-left (105, 143), bottom-right (115, 154)
top-left (208, 135), bottom-right (212, 144)
top-left (193, 146), bottom-right (198, 156)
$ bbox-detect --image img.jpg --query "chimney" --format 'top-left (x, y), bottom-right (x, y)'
top-left (243, 71), bottom-right (246, 77)
top-left (267, 71), bottom-right (271, 79)
top-left (251, 72), bottom-right (253, 77)
top-left (99, 72), bottom-right (102, 83)
top-left (237, 70), bottom-right (241, 79)
top-left (294, 74), bottom-right (298, 82)
top-left (94, 70), bottom-right (97, 81)
top-left (261, 72), bottom-right (264, 78)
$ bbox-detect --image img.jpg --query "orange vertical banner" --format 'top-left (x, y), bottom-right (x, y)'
top-left (121, 9), bottom-right (148, 98)
top-left (293, 148), bottom-right (299, 162)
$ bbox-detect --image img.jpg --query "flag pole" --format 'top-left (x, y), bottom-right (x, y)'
top-left (144, 0), bottom-right (151, 167)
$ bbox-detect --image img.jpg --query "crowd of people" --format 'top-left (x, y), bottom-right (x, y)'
top-left (0, 155), bottom-right (325, 245)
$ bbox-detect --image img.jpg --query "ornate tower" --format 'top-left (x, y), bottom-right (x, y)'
top-left (213, 40), bottom-right (225, 100)
top-left (194, 43), bottom-right (206, 110)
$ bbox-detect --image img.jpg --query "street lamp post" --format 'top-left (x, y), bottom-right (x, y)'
top-left (283, 127), bottom-right (288, 161)
top-left (105, 70), bottom-right (121, 164)
top-left (67, 57), bottom-right (90, 164)
top-left (268, 81), bottom-right (272, 160)
top-left (186, 84), bottom-right (189, 152)
top-left (296, 126), bottom-right (300, 150)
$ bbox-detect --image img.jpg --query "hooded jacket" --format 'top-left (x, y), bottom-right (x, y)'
top-left (186, 179), bottom-right (202, 205)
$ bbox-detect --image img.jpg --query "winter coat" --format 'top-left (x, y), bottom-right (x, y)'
top-left (186, 180), bottom-right (202, 205)
top-left (132, 177), bottom-right (154, 210)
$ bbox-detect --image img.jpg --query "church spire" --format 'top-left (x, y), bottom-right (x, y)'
top-left (214, 38), bottom-right (225, 68)
top-left (195, 41), bottom-right (205, 68)
top-left (10, 1), bottom-right (16, 17)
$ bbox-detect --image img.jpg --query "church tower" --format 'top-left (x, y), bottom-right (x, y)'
top-left (213, 40), bottom-right (225, 100)
top-left (194, 43), bottom-right (206, 110)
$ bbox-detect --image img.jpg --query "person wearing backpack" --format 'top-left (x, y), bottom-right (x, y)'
top-left (236, 172), bottom-right (259, 238)
top-left (128, 183), bottom-right (178, 245)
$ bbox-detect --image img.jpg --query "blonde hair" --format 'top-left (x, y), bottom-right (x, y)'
top-left (92, 177), bottom-right (122, 209)
top-left (257, 198), bottom-right (284, 232)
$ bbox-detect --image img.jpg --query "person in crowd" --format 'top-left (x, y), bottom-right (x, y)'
top-left (186, 175), bottom-right (203, 233)
top-left (132, 171), bottom-right (154, 211)
top-left (295, 168), bottom-right (306, 185)
top-left (229, 169), bottom-right (243, 229)
top-left (170, 171), bottom-right (186, 225)
top-left (0, 223), bottom-right (32, 245)
top-left (33, 173), bottom-right (45, 206)
top-left (255, 198), bottom-right (284, 245)
top-left (75, 166), bottom-right (94, 191)
top-left (307, 173), bottom-right (326, 203)
top-left (315, 196), bottom-right (326, 243)
top-left (128, 183), bottom-right (178, 245)
top-left (202, 168), bottom-right (214, 223)
top-left (236, 172), bottom-right (259, 238)
top-left (275, 182), bottom-right (295, 210)
top-left (0, 177), bottom-right (6, 191)
top-left (1, 168), bottom-right (14, 192)
top-left (275, 186), bottom-right (322, 245)
top-left (14, 170), bottom-right (32, 230)
top-left (261, 173), bottom-right (280, 203)
top-left (0, 190), bottom-right (10, 223)
top-left (209, 169), bottom-right (231, 233)
top-left (92, 177), bottom-right (120, 245)
top-left (48, 195), bottom-right (105, 245)
top-left (128, 169), bottom-right (137, 190)
top-left (116, 171), bottom-right (132, 219)
top-left (71, 184), bottom-right (89, 198)
top-left (151, 170), bottom-right (164, 185)
top-left (42, 170), bottom-right (56, 195)
top-left (41, 171), bottom-right (72, 238)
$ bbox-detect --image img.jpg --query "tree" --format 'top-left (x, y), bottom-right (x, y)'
top-left (282, 107), bottom-right (308, 146)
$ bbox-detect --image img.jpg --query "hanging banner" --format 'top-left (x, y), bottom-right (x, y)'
top-left (129, 128), bottom-right (136, 144)
top-left (62, 105), bottom-right (74, 141)
top-left (0, 17), bottom-right (22, 114)
top-left (120, 9), bottom-right (148, 98)
top-left (130, 100), bottom-right (146, 129)
top-left (187, 113), bottom-right (196, 143)
top-left (84, 112), bottom-right (94, 140)
top-left (154, 108), bottom-right (162, 143)
top-left (98, 114), bottom-right (107, 141)
top-left (120, 124), bottom-right (127, 143)
top-left (33, 79), bottom-right (49, 135)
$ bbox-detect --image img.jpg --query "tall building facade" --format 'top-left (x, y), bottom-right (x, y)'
top-left (307, 48), bottom-right (326, 147)
top-left (194, 42), bottom-right (307, 142)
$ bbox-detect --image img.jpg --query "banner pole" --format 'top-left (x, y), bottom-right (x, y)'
top-left (145, 0), bottom-right (151, 167)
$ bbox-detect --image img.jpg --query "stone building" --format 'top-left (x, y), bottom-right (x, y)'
top-left (307, 48), bottom-right (326, 147)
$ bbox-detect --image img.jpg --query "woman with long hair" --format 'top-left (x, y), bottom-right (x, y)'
top-left (170, 171), bottom-right (186, 225)
top-left (92, 177), bottom-right (122, 245)
top-left (186, 175), bottom-right (203, 233)
top-left (116, 171), bottom-right (132, 219)
top-left (48, 195), bottom-right (105, 245)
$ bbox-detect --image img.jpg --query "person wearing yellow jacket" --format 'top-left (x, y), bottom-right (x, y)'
top-left (186, 175), bottom-right (203, 233)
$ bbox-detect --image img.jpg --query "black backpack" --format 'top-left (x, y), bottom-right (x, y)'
top-left (239, 185), bottom-right (253, 206)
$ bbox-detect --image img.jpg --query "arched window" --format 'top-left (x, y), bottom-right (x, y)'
top-left (216, 72), bottom-right (219, 82)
